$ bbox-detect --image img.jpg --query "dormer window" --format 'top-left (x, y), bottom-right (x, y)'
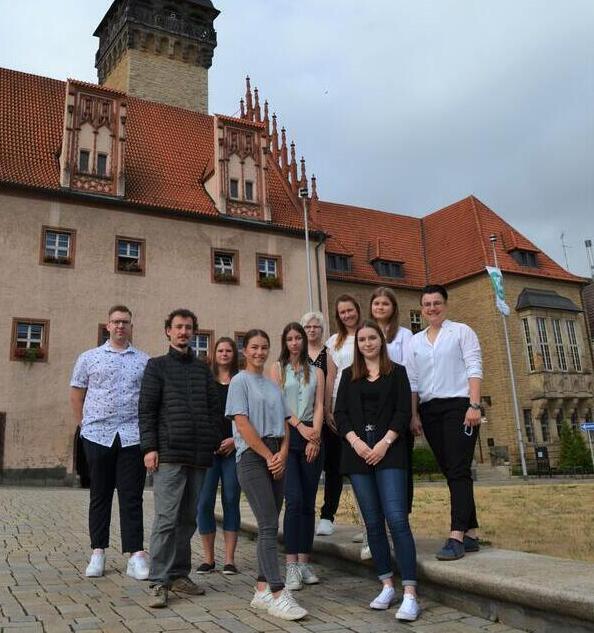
top-left (229, 178), bottom-right (239, 199)
top-left (511, 249), bottom-right (538, 267)
top-left (373, 260), bottom-right (403, 278)
top-left (79, 150), bottom-right (90, 173)
top-left (326, 254), bottom-right (352, 273)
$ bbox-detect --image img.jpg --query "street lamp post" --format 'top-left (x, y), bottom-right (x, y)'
top-left (489, 234), bottom-right (528, 478)
top-left (299, 187), bottom-right (314, 313)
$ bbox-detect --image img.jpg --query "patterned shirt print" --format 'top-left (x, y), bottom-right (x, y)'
top-left (70, 341), bottom-right (150, 447)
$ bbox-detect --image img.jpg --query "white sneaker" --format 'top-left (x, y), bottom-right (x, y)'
top-left (250, 586), bottom-right (274, 610)
top-left (298, 563), bottom-right (319, 585)
top-left (267, 588), bottom-right (308, 621)
top-left (316, 519), bottom-right (335, 536)
top-left (126, 552), bottom-right (149, 580)
top-left (352, 531), bottom-right (364, 543)
top-left (285, 562), bottom-right (303, 591)
top-left (85, 552), bottom-right (105, 578)
top-left (369, 585), bottom-right (395, 610)
top-left (396, 594), bottom-right (421, 621)
top-left (360, 545), bottom-right (372, 560)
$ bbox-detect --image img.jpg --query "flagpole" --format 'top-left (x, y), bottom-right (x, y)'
top-left (489, 234), bottom-right (528, 478)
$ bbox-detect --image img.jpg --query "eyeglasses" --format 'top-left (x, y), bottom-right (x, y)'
top-left (110, 319), bottom-right (131, 326)
top-left (421, 301), bottom-right (444, 309)
top-left (304, 325), bottom-right (322, 330)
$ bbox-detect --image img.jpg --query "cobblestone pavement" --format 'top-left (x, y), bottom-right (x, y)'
top-left (0, 488), bottom-right (523, 633)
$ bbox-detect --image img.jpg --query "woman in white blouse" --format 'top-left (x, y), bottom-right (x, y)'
top-left (369, 287), bottom-right (413, 366)
top-left (316, 294), bottom-right (362, 537)
top-left (407, 284), bottom-right (483, 561)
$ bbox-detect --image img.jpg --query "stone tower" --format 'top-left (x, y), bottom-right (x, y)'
top-left (94, 0), bottom-right (219, 113)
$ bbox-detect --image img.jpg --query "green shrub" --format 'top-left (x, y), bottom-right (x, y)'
top-left (412, 446), bottom-right (439, 474)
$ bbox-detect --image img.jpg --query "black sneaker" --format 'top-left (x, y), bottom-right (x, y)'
top-left (222, 563), bottom-right (238, 575)
top-left (196, 562), bottom-right (215, 574)
top-left (435, 538), bottom-right (465, 561)
top-left (463, 535), bottom-right (480, 552)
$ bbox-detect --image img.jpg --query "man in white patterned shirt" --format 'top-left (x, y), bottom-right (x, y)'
top-left (70, 305), bottom-right (150, 579)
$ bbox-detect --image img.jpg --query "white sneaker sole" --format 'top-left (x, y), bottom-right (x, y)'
top-left (370, 601), bottom-right (393, 610)
top-left (85, 569), bottom-right (104, 578)
top-left (396, 609), bottom-right (420, 621)
top-left (250, 599), bottom-right (272, 610)
top-left (267, 607), bottom-right (308, 621)
top-left (302, 578), bottom-right (319, 585)
top-left (127, 569), bottom-right (149, 581)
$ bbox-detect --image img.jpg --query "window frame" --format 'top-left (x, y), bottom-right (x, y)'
top-left (521, 318), bottom-right (536, 372)
top-left (565, 320), bottom-right (582, 372)
top-left (540, 410), bottom-right (550, 443)
top-left (234, 331), bottom-right (247, 369)
top-left (244, 180), bottom-right (255, 202)
top-left (115, 236), bottom-right (146, 276)
top-left (10, 318), bottom-right (50, 363)
top-left (535, 317), bottom-right (553, 371)
top-left (256, 253), bottom-right (283, 289)
top-left (523, 409), bottom-right (534, 444)
top-left (39, 226), bottom-right (76, 268)
top-left (511, 249), bottom-right (538, 268)
top-left (551, 319), bottom-right (568, 372)
top-left (372, 259), bottom-right (404, 279)
top-left (96, 153), bottom-right (108, 178)
top-left (229, 178), bottom-right (240, 200)
top-left (211, 248), bottom-right (239, 284)
top-left (326, 253), bottom-right (352, 273)
top-left (190, 329), bottom-right (214, 362)
top-left (97, 324), bottom-right (110, 346)
top-left (79, 149), bottom-right (90, 173)
top-left (410, 310), bottom-right (422, 334)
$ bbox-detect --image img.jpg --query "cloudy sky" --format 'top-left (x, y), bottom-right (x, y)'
top-left (1, 1), bottom-right (592, 276)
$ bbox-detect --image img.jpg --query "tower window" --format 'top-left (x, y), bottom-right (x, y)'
top-left (245, 180), bottom-right (254, 201)
top-left (229, 179), bottom-right (239, 199)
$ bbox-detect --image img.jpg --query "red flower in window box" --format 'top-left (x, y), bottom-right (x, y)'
top-left (15, 347), bottom-right (45, 362)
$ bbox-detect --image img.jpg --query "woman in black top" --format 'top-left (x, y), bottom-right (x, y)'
top-left (335, 320), bottom-right (420, 622)
top-left (196, 337), bottom-right (241, 575)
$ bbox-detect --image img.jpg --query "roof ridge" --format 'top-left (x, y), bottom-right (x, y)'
top-left (469, 195), bottom-right (490, 266)
top-left (318, 199), bottom-right (415, 222)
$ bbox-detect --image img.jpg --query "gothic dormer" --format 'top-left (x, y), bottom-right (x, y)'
top-left (94, 0), bottom-right (219, 113)
top-left (59, 81), bottom-right (127, 197)
top-left (205, 115), bottom-right (271, 220)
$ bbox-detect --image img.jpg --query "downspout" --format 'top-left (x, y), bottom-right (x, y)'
top-left (314, 233), bottom-right (327, 312)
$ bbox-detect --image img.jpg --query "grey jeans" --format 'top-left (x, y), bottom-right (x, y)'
top-left (236, 439), bottom-right (285, 593)
top-left (149, 463), bottom-right (205, 587)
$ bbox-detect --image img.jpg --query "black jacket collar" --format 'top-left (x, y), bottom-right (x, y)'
top-left (168, 346), bottom-right (195, 362)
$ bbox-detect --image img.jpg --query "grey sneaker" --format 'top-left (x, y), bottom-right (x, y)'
top-left (285, 562), bottom-right (303, 591)
top-left (148, 584), bottom-right (168, 608)
top-left (267, 588), bottom-right (308, 621)
top-left (171, 576), bottom-right (205, 595)
top-left (298, 563), bottom-right (319, 585)
top-left (250, 585), bottom-right (274, 610)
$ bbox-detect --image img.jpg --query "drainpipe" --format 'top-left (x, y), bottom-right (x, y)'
top-left (314, 233), bottom-right (327, 312)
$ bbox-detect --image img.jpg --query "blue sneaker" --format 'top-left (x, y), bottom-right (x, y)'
top-left (436, 538), bottom-right (465, 561)
top-left (463, 535), bottom-right (480, 552)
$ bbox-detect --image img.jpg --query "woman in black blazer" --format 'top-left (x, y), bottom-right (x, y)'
top-left (335, 320), bottom-right (420, 622)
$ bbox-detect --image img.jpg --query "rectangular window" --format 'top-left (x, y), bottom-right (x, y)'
top-left (373, 260), bottom-right (403, 278)
top-left (79, 149), bottom-right (90, 173)
top-left (326, 253), bottom-right (352, 273)
top-left (191, 330), bottom-right (212, 361)
top-left (245, 180), bottom-right (254, 201)
top-left (11, 318), bottom-right (49, 362)
top-left (97, 153), bottom-right (108, 177)
top-left (410, 310), bottom-right (422, 334)
top-left (523, 409), bottom-right (534, 443)
top-left (555, 410), bottom-right (564, 437)
top-left (540, 411), bottom-right (550, 443)
top-left (212, 249), bottom-right (238, 283)
top-left (116, 237), bottom-right (145, 274)
top-left (536, 317), bottom-right (552, 370)
top-left (565, 320), bottom-right (582, 371)
top-left (235, 332), bottom-right (246, 369)
top-left (522, 318), bottom-right (536, 372)
top-left (511, 249), bottom-right (538, 267)
top-left (257, 254), bottom-right (282, 288)
top-left (41, 227), bottom-right (75, 266)
top-left (551, 319), bottom-right (568, 371)
top-left (97, 324), bottom-right (110, 346)
top-left (229, 178), bottom-right (239, 199)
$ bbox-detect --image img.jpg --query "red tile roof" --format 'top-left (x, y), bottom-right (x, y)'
top-left (0, 67), bottom-right (309, 231)
top-left (314, 201), bottom-right (426, 288)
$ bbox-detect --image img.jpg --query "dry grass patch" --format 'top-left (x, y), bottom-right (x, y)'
top-left (319, 482), bottom-right (594, 562)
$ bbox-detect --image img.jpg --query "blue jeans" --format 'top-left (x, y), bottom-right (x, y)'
top-left (197, 453), bottom-right (241, 534)
top-left (283, 435), bottom-right (324, 554)
top-left (350, 468), bottom-right (417, 586)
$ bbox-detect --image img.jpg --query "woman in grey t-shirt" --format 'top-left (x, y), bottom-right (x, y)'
top-left (225, 329), bottom-right (308, 622)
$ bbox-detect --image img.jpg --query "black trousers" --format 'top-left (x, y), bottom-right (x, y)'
top-left (420, 398), bottom-right (479, 532)
top-left (320, 424), bottom-right (343, 522)
top-left (83, 435), bottom-right (146, 552)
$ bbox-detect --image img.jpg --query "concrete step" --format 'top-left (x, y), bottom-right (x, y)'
top-left (475, 464), bottom-right (512, 481)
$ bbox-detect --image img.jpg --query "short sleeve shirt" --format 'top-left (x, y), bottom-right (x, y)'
top-left (225, 370), bottom-right (291, 461)
top-left (326, 334), bottom-right (355, 406)
top-left (70, 342), bottom-right (150, 447)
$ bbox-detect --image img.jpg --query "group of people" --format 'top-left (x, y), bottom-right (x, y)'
top-left (70, 283), bottom-right (483, 624)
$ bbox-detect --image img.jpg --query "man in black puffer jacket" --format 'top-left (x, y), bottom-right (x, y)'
top-left (139, 308), bottom-right (220, 608)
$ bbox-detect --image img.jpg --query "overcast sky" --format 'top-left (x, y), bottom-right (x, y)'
top-left (1, 1), bottom-right (592, 276)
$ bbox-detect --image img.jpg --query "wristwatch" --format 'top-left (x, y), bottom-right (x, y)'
top-left (469, 402), bottom-right (481, 410)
